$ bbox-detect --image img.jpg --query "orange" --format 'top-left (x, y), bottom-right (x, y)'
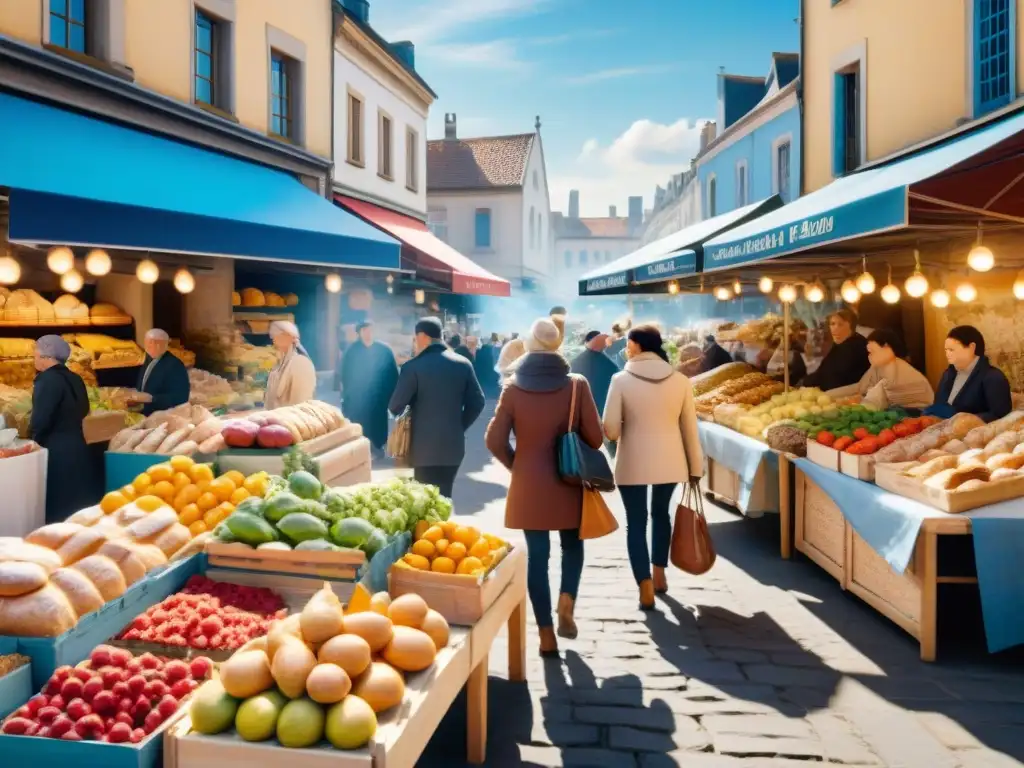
top-left (484, 534), bottom-right (504, 550)
top-left (100, 491), bottom-right (129, 515)
top-left (169, 455), bottom-right (195, 472)
top-left (147, 463), bottom-right (173, 483)
top-left (434, 538), bottom-right (449, 556)
top-left (413, 520), bottom-right (431, 541)
top-left (445, 541), bottom-right (467, 562)
top-left (469, 539), bottom-right (490, 559)
top-left (452, 526), bottom-right (480, 547)
top-left (439, 521), bottom-right (457, 538)
top-left (431, 556), bottom-right (456, 574)
top-left (151, 480), bottom-right (176, 502)
top-left (132, 473), bottom-right (152, 494)
top-left (172, 472), bottom-right (192, 491)
top-left (189, 463), bottom-right (215, 484)
top-left (119, 485), bottom-right (137, 501)
top-left (411, 539), bottom-right (435, 558)
top-left (173, 484), bottom-right (202, 510)
top-left (208, 477), bottom-right (236, 503)
top-left (188, 520), bottom-right (209, 537)
top-left (401, 553), bottom-right (430, 571)
top-left (134, 495), bottom-right (167, 513)
top-left (457, 556), bottom-right (484, 575)
top-left (243, 473), bottom-right (268, 496)
top-left (221, 470), bottom-right (246, 489)
top-left (229, 487), bottom-right (251, 506)
top-left (178, 503), bottom-right (202, 526)
top-left (203, 508), bottom-right (222, 527)
top-left (196, 492), bottom-right (218, 511)
top-left (421, 525), bottom-right (444, 543)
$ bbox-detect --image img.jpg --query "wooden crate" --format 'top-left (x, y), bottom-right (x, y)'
top-left (839, 452), bottom-right (875, 481)
top-left (205, 541), bottom-right (365, 580)
top-left (794, 471), bottom-right (846, 582)
top-left (388, 547), bottom-right (524, 626)
top-left (875, 461), bottom-right (1024, 513)
top-left (705, 457), bottom-right (776, 517)
top-left (165, 628), bottom-right (472, 768)
top-left (846, 529), bottom-right (922, 638)
top-left (805, 441), bottom-right (840, 470)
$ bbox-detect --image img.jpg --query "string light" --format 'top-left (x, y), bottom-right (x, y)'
top-left (325, 274), bottom-right (343, 293)
top-left (855, 256), bottom-right (875, 294)
top-left (46, 246), bottom-right (74, 275)
top-left (840, 279), bottom-right (861, 304)
top-left (714, 285), bottom-right (733, 301)
top-left (1013, 272), bottom-right (1024, 300)
top-left (60, 269), bottom-right (84, 293)
top-left (929, 289), bottom-right (950, 308)
top-left (385, 273), bottom-right (395, 285)
top-left (955, 281), bottom-right (978, 303)
top-left (804, 280), bottom-right (825, 303)
top-left (904, 250), bottom-right (929, 298)
top-left (0, 256), bottom-right (19, 285)
top-left (386, 285), bottom-right (394, 295)
top-left (667, 281), bottom-right (680, 295)
top-left (778, 284), bottom-right (797, 303)
top-left (85, 249), bottom-right (111, 277)
top-left (136, 259), bottom-right (159, 284)
top-left (732, 279), bottom-right (742, 295)
top-left (414, 289), bottom-right (425, 305)
top-left (967, 224), bottom-right (995, 272)
top-left (173, 268), bottom-right (195, 294)
top-left (880, 263), bottom-right (901, 304)
top-left (758, 275), bottom-right (773, 293)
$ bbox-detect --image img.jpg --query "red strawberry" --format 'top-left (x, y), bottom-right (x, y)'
top-left (189, 656), bottom-right (213, 680)
top-left (48, 694), bottom-right (65, 711)
top-left (109, 648), bottom-right (133, 668)
top-left (13, 705), bottom-right (31, 719)
top-left (156, 695), bottom-right (178, 719)
top-left (74, 713), bottom-right (105, 739)
top-left (61, 730), bottom-right (83, 741)
top-left (163, 660), bottom-right (189, 682)
top-left (73, 667), bottom-right (93, 683)
top-left (115, 711), bottom-right (134, 727)
top-left (192, 635), bottom-right (209, 649)
top-left (89, 646), bottom-right (113, 668)
top-left (138, 653), bottom-right (160, 670)
top-left (130, 728), bottom-right (146, 743)
top-left (126, 659), bottom-right (144, 675)
top-left (82, 677), bottom-right (105, 702)
top-left (126, 675), bottom-right (147, 696)
top-left (169, 678), bottom-right (194, 700)
top-left (143, 710), bottom-right (164, 734)
top-left (1, 717), bottom-right (34, 735)
top-left (92, 690), bottom-right (117, 715)
top-left (54, 665), bottom-right (74, 682)
top-left (36, 706), bottom-right (61, 724)
top-left (112, 681), bottom-right (131, 699)
top-left (99, 666), bottom-right (125, 689)
top-left (25, 693), bottom-right (48, 714)
top-left (118, 697), bottom-right (134, 714)
top-left (60, 678), bottom-right (84, 701)
top-left (66, 699), bottom-right (91, 721)
top-left (107, 722), bottom-right (132, 743)
top-left (143, 680), bottom-right (169, 700)
top-left (133, 695), bottom-right (152, 716)
top-left (49, 715), bottom-right (74, 738)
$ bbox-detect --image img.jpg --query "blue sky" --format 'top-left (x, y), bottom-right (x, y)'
top-left (370, 0), bottom-right (799, 217)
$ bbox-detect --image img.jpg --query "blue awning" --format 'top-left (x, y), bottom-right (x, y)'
top-left (577, 197), bottom-right (782, 295)
top-left (0, 92), bottom-right (400, 269)
top-left (702, 108), bottom-right (1024, 272)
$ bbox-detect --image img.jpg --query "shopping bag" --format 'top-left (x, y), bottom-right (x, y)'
top-left (557, 376), bottom-right (615, 491)
top-left (579, 487), bottom-right (618, 540)
top-left (386, 407), bottom-right (412, 466)
top-left (670, 482), bottom-right (716, 574)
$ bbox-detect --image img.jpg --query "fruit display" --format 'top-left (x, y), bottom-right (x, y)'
top-left (102, 455), bottom-right (271, 539)
top-left (188, 584), bottom-right (449, 751)
top-left (726, 388), bottom-right (838, 438)
top-left (0, 498), bottom-right (195, 637)
top-left (811, 410), bottom-right (939, 455)
top-left (221, 400), bottom-right (347, 447)
top-left (0, 645), bottom-right (212, 741)
top-left (690, 362), bottom-right (755, 396)
top-left (62, 334), bottom-right (145, 369)
top-left (398, 520), bottom-right (508, 577)
top-left (108, 403), bottom-right (224, 455)
top-left (319, 478), bottom-right (454, 535)
top-left (116, 575), bottom-right (287, 652)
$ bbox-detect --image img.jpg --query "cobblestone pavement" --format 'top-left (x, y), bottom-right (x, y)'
top-left (375, 408), bottom-right (1024, 767)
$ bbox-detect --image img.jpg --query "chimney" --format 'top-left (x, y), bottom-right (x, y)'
top-left (390, 41), bottom-right (415, 70)
top-left (568, 190), bottom-right (580, 219)
top-left (609, 205), bottom-right (617, 218)
top-left (444, 113), bottom-right (457, 140)
top-left (341, 0), bottom-right (370, 24)
top-left (628, 196), bottom-right (643, 232)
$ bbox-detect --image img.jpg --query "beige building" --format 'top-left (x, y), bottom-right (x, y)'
top-left (552, 190), bottom-right (644, 291)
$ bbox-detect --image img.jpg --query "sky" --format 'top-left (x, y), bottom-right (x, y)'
top-left (369, 0), bottom-right (800, 218)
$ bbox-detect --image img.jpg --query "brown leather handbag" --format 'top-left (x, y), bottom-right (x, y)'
top-left (579, 486), bottom-right (618, 540)
top-left (670, 482), bottom-right (716, 574)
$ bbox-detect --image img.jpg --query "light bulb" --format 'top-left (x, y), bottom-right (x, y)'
top-left (955, 281), bottom-right (977, 303)
top-left (47, 246), bottom-right (74, 275)
top-left (856, 270), bottom-right (876, 294)
top-left (173, 268), bottom-right (195, 294)
top-left (732, 280), bottom-right (742, 295)
top-left (84, 249), bottom-right (111, 276)
top-left (929, 289), bottom-right (950, 308)
top-left (967, 244), bottom-right (995, 273)
top-left (386, 285), bottom-right (394, 295)
top-left (60, 269), bottom-right (84, 293)
top-left (136, 259), bottom-right (159, 284)
top-left (758, 276), bottom-right (773, 293)
top-left (714, 285), bottom-right (733, 301)
top-left (840, 279), bottom-right (861, 304)
top-left (0, 256), bottom-right (21, 285)
top-left (778, 284), bottom-right (797, 303)
top-left (385, 273), bottom-right (395, 285)
top-left (325, 273), bottom-right (343, 293)
top-left (414, 289), bottom-right (425, 305)
top-left (880, 283), bottom-right (901, 304)
top-left (1014, 273), bottom-right (1024, 300)
top-left (667, 281), bottom-right (679, 295)
top-left (804, 283), bottom-right (825, 303)
top-left (905, 271), bottom-right (929, 298)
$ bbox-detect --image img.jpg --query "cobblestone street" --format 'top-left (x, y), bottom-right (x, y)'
top-left (388, 410), bottom-right (1024, 768)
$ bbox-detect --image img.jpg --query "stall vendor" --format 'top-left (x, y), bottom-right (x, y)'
top-left (803, 309), bottom-right (870, 391)
top-left (699, 334), bottom-right (733, 373)
top-left (137, 329), bottom-right (190, 416)
top-left (827, 329), bottom-right (934, 410)
top-left (926, 325), bottom-right (1012, 423)
top-left (265, 321), bottom-right (317, 409)
top-left (31, 335), bottom-right (95, 523)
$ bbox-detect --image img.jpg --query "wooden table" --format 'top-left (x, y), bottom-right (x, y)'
top-left (792, 464), bottom-right (975, 661)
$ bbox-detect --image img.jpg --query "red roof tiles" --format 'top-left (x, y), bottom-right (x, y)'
top-left (427, 133), bottom-right (535, 191)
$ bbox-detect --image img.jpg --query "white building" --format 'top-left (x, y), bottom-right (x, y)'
top-left (552, 190), bottom-right (643, 288)
top-left (425, 114), bottom-right (553, 289)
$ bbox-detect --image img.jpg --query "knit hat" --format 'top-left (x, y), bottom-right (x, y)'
top-left (497, 338), bottom-right (527, 374)
top-left (37, 334), bottom-right (71, 362)
top-left (525, 318), bottom-right (561, 353)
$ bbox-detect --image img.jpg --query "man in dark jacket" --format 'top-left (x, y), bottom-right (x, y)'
top-left (450, 334), bottom-right (473, 362)
top-left (341, 321), bottom-right (399, 452)
top-left (700, 334), bottom-right (733, 373)
top-left (137, 329), bottom-right (190, 416)
top-left (473, 333), bottom-right (501, 398)
top-left (390, 318), bottom-right (485, 499)
top-left (605, 321), bottom-right (629, 368)
top-left (570, 331), bottom-right (618, 415)
top-left (803, 310), bottom-right (870, 391)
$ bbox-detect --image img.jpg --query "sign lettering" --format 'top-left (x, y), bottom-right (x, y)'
top-left (706, 214), bottom-right (835, 266)
top-left (585, 273), bottom-right (629, 292)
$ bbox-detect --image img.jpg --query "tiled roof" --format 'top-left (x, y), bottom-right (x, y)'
top-left (427, 133), bottom-right (535, 190)
top-left (553, 214), bottom-right (635, 239)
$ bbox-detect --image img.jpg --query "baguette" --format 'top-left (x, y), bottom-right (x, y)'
top-left (906, 454), bottom-right (959, 479)
top-left (925, 462), bottom-right (991, 490)
top-left (157, 426), bottom-right (192, 455)
top-left (917, 450), bottom-right (950, 464)
top-left (55, 527), bottom-right (108, 566)
top-left (964, 411), bottom-right (1024, 448)
top-left (979, 432), bottom-right (1019, 460)
top-left (985, 452), bottom-right (1024, 471)
top-left (171, 439), bottom-right (198, 456)
top-left (197, 433), bottom-right (225, 454)
top-left (190, 418), bottom-right (222, 447)
top-left (120, 428), bottom-right (151, 452)
top-left (135, 423), bottom-right (169, 454)
top-left (989, 467), bottom-right (1020, 482)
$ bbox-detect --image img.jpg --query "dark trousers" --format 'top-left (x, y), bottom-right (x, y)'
top-left (413, 465), bottom-right (460, 499)
top-left (523, 529), bottom-right (584, 628)
top-left (618, 483), bottom-right (677, 584)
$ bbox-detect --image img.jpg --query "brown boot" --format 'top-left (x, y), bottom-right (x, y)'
top-left (653, 566), bottom-right (668, 594)
top-left (556, 593), bottom-right (578, 640)
top-left (639, 579), bottom-right (656, 610)
top-left (538, 626), bottom-right (559, 657)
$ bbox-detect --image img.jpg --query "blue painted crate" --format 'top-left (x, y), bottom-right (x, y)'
top-left (0, 664), bottom-right (32, 719)
top-left (104, 452), bottom-right (169, 493)
top-left (14, 555), bottom-right (203, 689)
top-left (363, 531), bottom-right (410, 593)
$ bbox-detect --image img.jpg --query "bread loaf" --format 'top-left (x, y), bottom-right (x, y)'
top-left (941, 439), bottom-right (968, 455)
top-left (157, 427), bottom-right (192, 455)
top-left (49, 567), bottom-right (105, 617)
top-left (66, 506), bottom-right (104, 527)
top-left (71, 554), bottom-right (128, 600)
top-left (926, 462), bottom-right (991, 490)
top-left (120, 428), bottom-right (151, 452)
top-left (0, 583), bottom-right (78, 637)
top-left (958, 449), bottom-right (985, 466)
top-left (171, 440), bottom-right (198, 456)
top-left (55, 527), bottom-right (108, 566)
top-left (917, 450), bottom-right (950, 464)
top-left (0, 539), bottom-right (63, 573)
top-left (108, 428), bottom-right (138, 452)
top-left (151, 524), bottom-right (190, 557)
top-left (198, 433), bottom-right (226, 454)
top-left (126, 507), bottom-right (177, 541)
top-left (136, 423), bottom-right (169, 454)
top-left (25, 523), bottom-right (82, 551)
top-left (964, 411), bottom-right (1024, 448)
top-left (989, 468), bottom-right (1020, 482)
top-left (956, 478), bottom-right (988, 492)
top-left (127, 542), bottom-right (167, 570)
top-left (985, 452), bottom-right (1024, 471)
top-left (906, 454), bottom-right (959, 479)
top-left (0, 561), bottom-right (50, 597)
top-left (190, 418), bottom-right (222, 446)
top-left (96, 541), bottom-right (147, 585)
top-left (979, 432), bottom-right (1019, 460)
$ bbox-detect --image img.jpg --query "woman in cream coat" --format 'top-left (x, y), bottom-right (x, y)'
top-left (603, 324), bottom-right (704, 609)
top-left (265, 321), bottom-right (317, 409)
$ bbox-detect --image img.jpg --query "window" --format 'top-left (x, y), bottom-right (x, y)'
top-left (775, 140), bottom-right (792, 202)
top-left (474, 209), bottom-right (492, 249)
top-left (833, 69), bottom-right (861, 175)
top-left (378, 111), bottom-right (393, 179)
top-left (427, 208), bottom-right (447, 242)
top-left (579, 250), bottom-right (588, 266)
top-left (529, 207), bottom-right (536, 248)
top-left (347, 92), bottom-right (364, 166)
top-left (194, 10), bottom-right (217, 107)
top-left (706, 176), bottom-right (717, 217)
top-left (564, 250), bottom-right (572, 268)
top-left (406, 127), bottom-right (418, 191)
top-left (974, 0), bottom-right (1015, 116)
top-left (49, 0), bottom-right (87, 54)
top-left (270, 52), bottom-right (294, 139)
top-left (735, 161), bottom-right (748, 207)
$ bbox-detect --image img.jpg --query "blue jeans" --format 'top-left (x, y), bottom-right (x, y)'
top-left (618, 484), bottom-right (677, 584)
top-left (522, 529), bottom-right (584, 628)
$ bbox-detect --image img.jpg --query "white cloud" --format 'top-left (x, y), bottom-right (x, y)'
top-left (425, 40), bottom-right (528, 70)
top-left (550, 118), bottom-right (711, 217)
top-left (369, 0), bottom-right (551, 46)
top-left (563, 64), bottom-right (677, 86)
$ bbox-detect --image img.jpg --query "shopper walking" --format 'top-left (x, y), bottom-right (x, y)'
top-left (486, 317), bottom-right (604, 656)
top-left (340, 321), bottom-right (399, 453)
top-left (474, 333), bottom-right (501, 398)
top-left (603, 324), bottom-right (704, 609)
top-left (570, 330), bottom-right (620, 457)
top-left (389, 318), bottom-right (485, 499)
top-left (265, 321), bottom-right (317, 409)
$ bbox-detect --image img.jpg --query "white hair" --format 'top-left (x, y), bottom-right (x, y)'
top-left (145, 329), bottom-right (170, 343)
top-left (269, 320), bottom-right (300, 341)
